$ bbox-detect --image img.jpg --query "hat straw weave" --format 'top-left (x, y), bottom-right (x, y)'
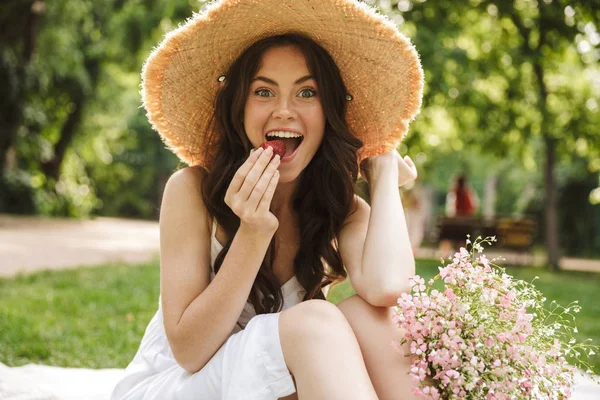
top-left (142, 0), bottom-right (424, 167)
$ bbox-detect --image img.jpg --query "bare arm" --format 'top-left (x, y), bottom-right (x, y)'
top-left (362, 159), bottom-right (415, 300)
top-left (340, 152), bottom-right (416, 307)
top-left (160, 160), bottom-right (278, 373)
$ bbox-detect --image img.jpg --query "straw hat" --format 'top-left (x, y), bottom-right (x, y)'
top-left (142, 0), bottom-right (424, 167)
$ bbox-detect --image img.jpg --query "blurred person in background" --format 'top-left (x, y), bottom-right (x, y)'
top-left (445, 173), bottom-right (479, 218)
top-left (439, 173), bottom-right (480, 254)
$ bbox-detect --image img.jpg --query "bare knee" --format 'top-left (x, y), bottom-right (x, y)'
top-left (279, 299), bottom-right (349, 340)
top-left (279, 300), bottom-right (358, 377)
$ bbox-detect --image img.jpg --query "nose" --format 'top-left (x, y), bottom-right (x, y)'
top-left (271, 96), bottom-right (297, 120)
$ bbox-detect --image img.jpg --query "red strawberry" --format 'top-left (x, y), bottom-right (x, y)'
top-left (260, 140), bottom-right (286, 159)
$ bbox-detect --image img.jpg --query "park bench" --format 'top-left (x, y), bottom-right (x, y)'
top-left (436, 216), bottom-right (538, 261)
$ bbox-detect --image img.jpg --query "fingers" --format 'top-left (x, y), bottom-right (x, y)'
top-left (398, 155), bottom-right (418, 187)
top-left (238, 147), bottom-right (276, 201)
top-left (406, 156), bottom-right (418, 177)
top-left (247, 154), bottom-right (280, 210)
top-left (258, 169), bottom-right (280, 212)
top-left (227, 147), bottom-right (265, 197)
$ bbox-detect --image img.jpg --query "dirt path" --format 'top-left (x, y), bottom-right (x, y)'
top-left (2, 214), bottom-right (599, 278)
top-left (0, 214), bottom-right (159, 278)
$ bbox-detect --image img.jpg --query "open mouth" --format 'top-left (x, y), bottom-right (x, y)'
top-left (265, 133), bottom-right (304, 157)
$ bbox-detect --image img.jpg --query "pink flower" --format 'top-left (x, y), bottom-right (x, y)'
top-left (392, 237), bottom-right (583, 398)
top-left (445, 288), bottom-right (456, 302)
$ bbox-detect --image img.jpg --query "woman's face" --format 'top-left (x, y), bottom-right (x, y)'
top-left (244, 45), bottom-right (326, 183)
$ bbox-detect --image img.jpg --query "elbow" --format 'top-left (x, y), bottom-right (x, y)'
top-left (167, 329), bottom-right (206, 374)
top-left (171, 343), bottom-right (205, 374)
top-left (365, 286), bottom-right (406, 308)
top-left (366, 279), bottom-right (413, 308)
top-left (175, 354), bottom-right (203, 375)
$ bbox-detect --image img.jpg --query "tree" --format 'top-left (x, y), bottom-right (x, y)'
top-left (0, 0), bottom-right (191, 216)
top-left (374, 0), bottom-right (600, 268)
top-left (0, 0), bottom-right (46, 211)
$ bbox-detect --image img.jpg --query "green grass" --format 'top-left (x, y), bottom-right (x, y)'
top-left (1, 259), bottom-right (599, 373)
top-left (0, 262), bottom-right (160, 368)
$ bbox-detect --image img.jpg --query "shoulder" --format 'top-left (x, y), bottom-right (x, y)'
top-left (161, 166), bottom-right (210, 233)
top-left (165, 166), bottom-right (207, 192)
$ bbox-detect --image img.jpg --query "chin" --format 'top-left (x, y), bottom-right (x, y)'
top-left (277, 172), bottom-right (298, 184)
top-left (277, 167), bottom-right (303, 184)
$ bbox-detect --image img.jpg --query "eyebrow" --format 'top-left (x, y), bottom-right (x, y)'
top-left (250, 75), bottom-right (314, 86)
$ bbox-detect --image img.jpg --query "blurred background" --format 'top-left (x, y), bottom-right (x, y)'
top-left (2, 0), bottom-right (599, 265)
top-left (1, 0), bottom-right (600, 382)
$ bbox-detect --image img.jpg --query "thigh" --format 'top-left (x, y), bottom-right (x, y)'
top-left (337, 294), bottom-right (419, 399)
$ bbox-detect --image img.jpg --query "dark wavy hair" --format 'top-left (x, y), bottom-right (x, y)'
top-left (199, 33), bottom-right (364, 315)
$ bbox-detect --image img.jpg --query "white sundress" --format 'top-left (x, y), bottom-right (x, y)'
top-left (110, 217), bottom-right (305, 400)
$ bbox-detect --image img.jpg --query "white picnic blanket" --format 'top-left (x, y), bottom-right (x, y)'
top-left (0, 363), bottom-right (124, 400)
top-left (0, 362), bottom-right (599, 399)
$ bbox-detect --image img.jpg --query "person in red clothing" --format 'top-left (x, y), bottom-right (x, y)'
top-left (439, 173), bottom-right (480, 255)
top-left (445, 173), bottom-right (479, 217)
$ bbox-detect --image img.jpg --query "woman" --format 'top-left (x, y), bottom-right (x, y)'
top-left (111, 0), bottom-right (423, 399)
top-left (445, 174), bottom-right (479, 218)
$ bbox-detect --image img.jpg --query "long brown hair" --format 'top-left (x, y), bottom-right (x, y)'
top-left (199, 33), bottom-right (363, 315)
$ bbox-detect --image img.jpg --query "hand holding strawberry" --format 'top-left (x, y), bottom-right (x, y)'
top-left (259, 140), bottom-right (286, 159)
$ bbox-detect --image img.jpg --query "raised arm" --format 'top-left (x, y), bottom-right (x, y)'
top-left (160, 150), bottom-right (279, 373)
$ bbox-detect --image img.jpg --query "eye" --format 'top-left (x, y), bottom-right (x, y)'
top-left (254, 89), bottom-right (273, 97)
top-left (299, 88), bottom-right (317, 98)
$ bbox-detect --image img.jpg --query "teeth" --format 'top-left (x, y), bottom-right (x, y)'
top-left (266, 131), bottom-right (303, 139)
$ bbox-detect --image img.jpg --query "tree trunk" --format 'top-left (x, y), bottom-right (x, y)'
top-left (0, 0), bottom-right (44, 193)
top-left (544, 134), bottom-right (560, 270)
top-left (533, 2), bottom-right (560, 270)
top-left (535, 63), bottom-right (561, 269)
top-left (40, 57), bottom-right (99, 180)
top-left (40, 92), bottom-right (85, 180)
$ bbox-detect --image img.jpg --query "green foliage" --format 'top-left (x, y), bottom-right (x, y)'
top-left (1, 0), bottom-right (192, 218)
top-left (374, 0), bottom-right (600, 256)
top-left (1, 0), bottom-right (599, 253)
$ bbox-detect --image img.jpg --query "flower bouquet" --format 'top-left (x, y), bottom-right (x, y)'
top-left (392, 236), bottom-right (598, 399)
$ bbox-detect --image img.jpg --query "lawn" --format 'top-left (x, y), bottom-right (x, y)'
top-left (1, 258), bottom-right (599, 374)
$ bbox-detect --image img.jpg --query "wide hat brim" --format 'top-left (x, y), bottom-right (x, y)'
top-left (142, 0), bottom-right (424, 167)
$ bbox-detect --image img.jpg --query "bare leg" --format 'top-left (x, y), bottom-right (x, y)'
top-left (337, 295), bottom-right (420, 400)
top-left (279, 299), bottom-right (379, 400)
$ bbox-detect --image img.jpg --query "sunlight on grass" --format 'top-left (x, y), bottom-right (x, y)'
top-left (0, 263), bottom-right (160, 368)
top-left (1, 259), bottom-right (598, 374)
